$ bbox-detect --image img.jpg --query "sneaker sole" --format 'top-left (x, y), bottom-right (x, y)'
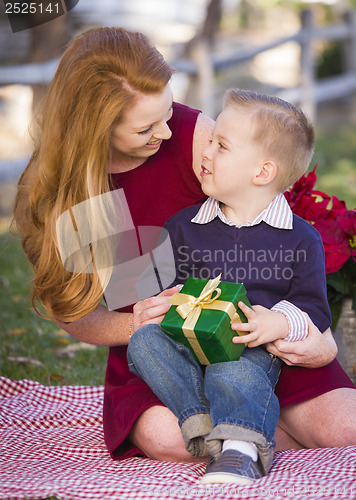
top-left (200, 471), bottom-right (256, 485)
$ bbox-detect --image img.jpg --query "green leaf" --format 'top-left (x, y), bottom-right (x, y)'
top-left (329, 301), bottom-right (343, 331)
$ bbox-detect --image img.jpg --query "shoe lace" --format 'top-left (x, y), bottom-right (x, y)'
top-left (213, 453), bottom-right (245, 468)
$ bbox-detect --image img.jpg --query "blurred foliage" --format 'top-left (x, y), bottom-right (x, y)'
top-left (227, 0), bottom-right (356, 31)
top-left (243, 0), bottom-right (356, 9)
top-left (316, 41), bottom-right (344, 79)
top-left (314, 125), bottom-right (356, 209)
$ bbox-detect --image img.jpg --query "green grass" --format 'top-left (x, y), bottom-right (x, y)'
top-left (0, 222), bottom-right (107, 500)
top-left (0, 219), bottom-right (108, 387)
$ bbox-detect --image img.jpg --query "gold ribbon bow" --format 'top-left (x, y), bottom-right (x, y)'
top-left (168, 275), bottom-right (241, 365)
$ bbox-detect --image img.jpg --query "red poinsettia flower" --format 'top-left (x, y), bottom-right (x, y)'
top-left (284, 164), bottom-right (317, 211)
top-left (338, 209), bottom-right (356, 262)
top-left (313, 218), bottom-right (352, 273)
top-left (295, 193), bottom-right (329, 222)
top-left (328, 196), bottom-right (348, 217)
top-left (286, 165), bottom-right (356, 326)
top-left (285, 165), bottom-right (354, 274)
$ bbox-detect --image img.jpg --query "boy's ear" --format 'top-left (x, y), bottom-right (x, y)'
top-left (253, 161), bottom-right (278, 186)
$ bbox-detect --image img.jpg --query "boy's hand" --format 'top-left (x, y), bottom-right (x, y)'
top-left (231, 301), bottom-right (289, 348)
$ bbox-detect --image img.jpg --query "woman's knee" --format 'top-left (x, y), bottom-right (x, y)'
top-left (128, 405), bottom-right (204, 462)
top-left (148, 433), bottom-right (208, 463)
top-left (328, 417), bottom-right (356, 447)
top-left (145, 427), bottom-right (194, 462)
top-left (278, 388), bottom-right (356, 449)
top-left (274, 422), bottom-right (305, 451)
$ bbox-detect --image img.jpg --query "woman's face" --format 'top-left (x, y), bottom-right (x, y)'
top-left (111, 85), bottom-right (173, 162)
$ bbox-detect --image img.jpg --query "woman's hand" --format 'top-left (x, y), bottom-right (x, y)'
top-left (265, 314), bottom-right (338, 368)
top-left (132, 286), bottom-right (180, 333)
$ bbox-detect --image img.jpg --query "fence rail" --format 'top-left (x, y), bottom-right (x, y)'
top-left (172, 9), bottom-right (356, 120)
top-left (0, 59), bottom-right (59, 85)
top-left (0, 9), bottom-right (356, 121)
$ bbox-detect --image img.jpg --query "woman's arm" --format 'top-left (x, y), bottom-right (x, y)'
top-left (265, 315), bottom-right (338, 368)
top-left (57, 286), bottom-right (180, 346)
top-left (56, 304), bottom-right (132, 346)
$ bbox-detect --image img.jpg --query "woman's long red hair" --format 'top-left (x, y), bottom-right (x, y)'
top-left (13, 27), bottom-right (172, 322)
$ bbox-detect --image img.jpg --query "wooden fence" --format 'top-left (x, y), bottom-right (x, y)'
top-left (0, 9), bottom-right (356, 122)
top-left (172, 9), bottom-right (356, 121)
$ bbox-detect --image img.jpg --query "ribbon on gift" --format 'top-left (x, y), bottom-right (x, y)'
top-left (168, 275), bottom-right (242, 365)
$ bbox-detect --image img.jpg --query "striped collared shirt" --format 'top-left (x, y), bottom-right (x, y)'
top-left (191, 193), bottom-right (308, 341)
top-left (192, 192), bottom-right (293, 229)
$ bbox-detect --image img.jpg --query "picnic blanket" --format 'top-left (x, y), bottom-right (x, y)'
top-left (0, 377), bottom-right (355, 500)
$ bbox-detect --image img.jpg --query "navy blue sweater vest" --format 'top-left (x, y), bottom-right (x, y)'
top-left (164, 204), bottom-right (331, 333)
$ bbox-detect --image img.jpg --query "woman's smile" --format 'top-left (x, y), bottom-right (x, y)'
top-left (145, 139), bottom-right (163, 149)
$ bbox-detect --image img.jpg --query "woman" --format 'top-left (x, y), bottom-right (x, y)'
top-left (13, 27), bottom-right (356, 463)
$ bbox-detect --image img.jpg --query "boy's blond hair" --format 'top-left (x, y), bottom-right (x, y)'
top-left (224, 89), bottom-right (315, 192)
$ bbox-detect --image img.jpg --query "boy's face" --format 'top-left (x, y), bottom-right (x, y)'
top-left (200, 107), bottom-right (264, 204)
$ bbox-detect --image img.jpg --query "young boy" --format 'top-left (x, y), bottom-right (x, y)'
top-left (127, 89), bottom-right (331, 485)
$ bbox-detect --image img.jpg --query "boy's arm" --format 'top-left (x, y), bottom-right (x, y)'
top-left (270, 300), bottom-right (308, 341)
top-left (278, 236), bottom-right (332, 334)
top-left (232, 234), bottom-right (331, 348)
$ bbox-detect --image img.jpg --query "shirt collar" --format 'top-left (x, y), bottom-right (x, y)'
top-left (191, 193), bottom-right (293, 230)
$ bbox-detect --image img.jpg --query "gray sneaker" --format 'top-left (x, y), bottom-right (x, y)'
top-left (200, 449), bottom-right (263, 485)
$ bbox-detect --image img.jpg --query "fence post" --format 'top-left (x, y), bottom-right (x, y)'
top-left (300, 9), bottom-right (316, 122)
top-left (184, 38), bottom-right (215, 117)
top-left (344, 10), bottom-right (356, 124)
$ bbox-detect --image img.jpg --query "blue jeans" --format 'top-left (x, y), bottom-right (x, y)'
top-left (127, 324), bottom-right (282, 474)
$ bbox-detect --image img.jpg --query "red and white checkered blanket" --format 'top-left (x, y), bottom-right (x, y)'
top-left (0, 377), bottom-right (355, 500)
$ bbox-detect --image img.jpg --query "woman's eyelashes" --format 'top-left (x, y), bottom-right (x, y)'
top-left (138, 126), bottom-right (153, 135)
top-left (137, 107), bottom-right (173, 136)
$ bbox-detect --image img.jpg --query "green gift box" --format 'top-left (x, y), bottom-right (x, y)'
top-left (160, 275), bottom-right (251, 365)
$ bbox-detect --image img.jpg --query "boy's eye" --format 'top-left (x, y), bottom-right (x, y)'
top-left (218, 142), bottom-right (226, 149)
top-left (138, 126), bottom-right (153, 135)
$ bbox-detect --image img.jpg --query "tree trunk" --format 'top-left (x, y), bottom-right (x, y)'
top-left (183, 0), bottom-right (222, 115)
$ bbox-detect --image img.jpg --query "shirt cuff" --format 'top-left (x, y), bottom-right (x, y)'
top-left (271, 300), bottom-right (308, 341)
